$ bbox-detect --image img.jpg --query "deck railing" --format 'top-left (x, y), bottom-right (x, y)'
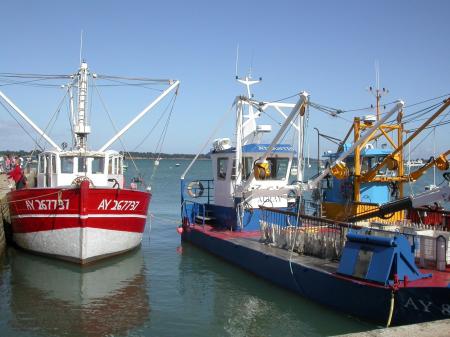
top-left (181, 179), bottom-right (214, 204)
top-left (181, 200), bottom-right (207, 227)
top-left (259, 206), bottom-right (449, 269)
top-left (259, 206), bottom-right (358, 260)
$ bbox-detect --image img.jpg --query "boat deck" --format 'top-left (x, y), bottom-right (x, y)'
top-left (188, 224), bottom-right (450, 289)
top-left (230, 236), bottom-right (340, 274)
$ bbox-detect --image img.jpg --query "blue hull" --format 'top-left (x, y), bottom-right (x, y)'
top-left (181, 226), bottom-right (450, 326)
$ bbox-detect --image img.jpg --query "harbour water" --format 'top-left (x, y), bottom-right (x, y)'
top-left (0, 159), bottom-right (444, 337)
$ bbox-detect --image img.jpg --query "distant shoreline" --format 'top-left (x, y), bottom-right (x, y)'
top-left (0, 150), bottom-right (209, 161)
top-left (0, 150), bottom-right (428, 162)
top-left (126, 157), bottom-right (210, 160)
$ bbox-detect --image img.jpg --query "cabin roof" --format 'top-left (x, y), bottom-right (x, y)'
top-left (211, 143), bottom-right (294, 154)
top-left (324, 147), bottom-right (392, 158)
top-left (39, 149), bottom-right (120, 157)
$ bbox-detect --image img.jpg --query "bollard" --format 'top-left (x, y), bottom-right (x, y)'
top-left (436, 235), bottom-right (447, 271)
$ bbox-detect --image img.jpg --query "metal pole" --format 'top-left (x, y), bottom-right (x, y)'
top-left (259, 92), bottom-right (308, 162)
top-left (309, 100), bottom-right (404, 189)
top-left (362, 98), bottom-right (450, 182)
top-left (0, 90), bottom-right (62, 151)
top-left (314, 127), bottom-right (320, 176)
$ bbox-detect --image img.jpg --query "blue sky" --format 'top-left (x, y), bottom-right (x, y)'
top-left (0, 0), bottom-right (449, 158)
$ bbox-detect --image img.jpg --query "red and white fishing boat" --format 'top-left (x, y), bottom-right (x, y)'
top-left (1, 61), bottom-right (180, 263)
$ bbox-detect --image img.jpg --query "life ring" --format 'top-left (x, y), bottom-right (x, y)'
top-left (71, 176), bottom-right (94, 187)
top-left (187, 181), bottom-right (204, 198)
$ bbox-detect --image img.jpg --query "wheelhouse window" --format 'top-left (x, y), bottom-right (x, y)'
top-left (217, 158), bottom-right (228, 180)
top-left (242, 157), bottom-right (253, 180)
top-left (376, 156), bottom-right (387, 175)
top-left (108, 157), bottom-right (113, 174)
top-left (78, 157), bottom-right (87, 173)
top-left (113, 157), bottom-right (118, 174)
top-left (92, 157), bottom-right (105, 174)
top-left (344, 157), bottom-right (355, 175)
top-left (361, 157), bottom-right (374, 172)
top-left (60, 157), bottom-right (74, 174)
top-left (39, 156), bottom-right (45, 173)
top-left (361, 156), bottom-right (387, 175)
top-left (51, 155), bottom-right (57, 174)
top-left (233, 157), bottom-right (254, 180)
top-left (45, 155), bottom-right (51, 173)
top-left (267, 157), bottom-right (289, 180)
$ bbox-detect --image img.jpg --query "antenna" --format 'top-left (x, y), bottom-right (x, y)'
top-left (375, 60), bottom-right (380, 91)
top-left (79, 30), bottom-right (84, 64)
top-left (235, 47), bottom-right (261, 98)
top-left (249, 50), bottom-right (254, 78)
top-left (368, 60), bottom-right (389, 121)
top-left (235, 44), bottom-right (239, 79)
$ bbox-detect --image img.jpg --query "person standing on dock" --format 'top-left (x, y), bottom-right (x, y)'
top-left (5, 155), bottom-right (11, 172)
top-left (7, 157), bottom-right (26, 190)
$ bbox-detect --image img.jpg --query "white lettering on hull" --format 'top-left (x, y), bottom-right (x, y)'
top-left (97, 199), bottom-right (140, 211)
top-left (25, 199), bottom-right (69, 210)
top-left (404, 297), bottom-right (450, 316)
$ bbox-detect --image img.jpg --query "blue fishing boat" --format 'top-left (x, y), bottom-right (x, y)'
top-left (179, 76), bottom-right (450, 326)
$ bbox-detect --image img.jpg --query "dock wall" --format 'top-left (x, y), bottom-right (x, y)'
top-left (333, 318), bottom-right (450, 337)
top-left (0, 174), bottom-right (12, 256)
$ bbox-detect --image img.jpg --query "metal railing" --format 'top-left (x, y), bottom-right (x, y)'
top-left (181, 200), bottom-right (207, 227)
top-left (259, 206), bottom-right (358, 260)
top-left (259, 206), bottom-right (449, 270)
top-left (181, 179), bottom-right (214, 204)
top-left (299, 198), bottom-right (321, 216)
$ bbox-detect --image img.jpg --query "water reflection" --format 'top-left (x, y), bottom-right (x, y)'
top-left (9, 248), bottom-right (149, 337)
top-left (178, 244), bottom-right (374, 337)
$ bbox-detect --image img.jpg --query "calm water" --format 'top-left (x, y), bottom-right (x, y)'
top-left (0, 159), bottom-right (443, 337)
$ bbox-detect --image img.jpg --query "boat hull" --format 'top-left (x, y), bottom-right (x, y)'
top-left (7, 182), bottom-right (151, 263)
top-left (181, 224), bottom-right (450, 326)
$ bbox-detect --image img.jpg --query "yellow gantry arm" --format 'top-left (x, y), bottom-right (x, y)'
top-left (408, 150), bottom-right (450, 181)
top-left (361, 99), bottom-right (450, 183)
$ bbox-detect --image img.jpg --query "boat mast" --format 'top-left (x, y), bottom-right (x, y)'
top-left (234, 75), bottom-right (261, 185)
top-left (73, 62), bottom-right (91, 150)
top-left (237, 76), bottom-right (261, 139)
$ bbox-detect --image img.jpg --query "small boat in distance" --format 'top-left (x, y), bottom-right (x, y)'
top-left (175, 163), bottom-right (180, 167)
top-left (405, 159), bottom-right (424, 167)
top-left (2, 61), bottom-right (180, 264)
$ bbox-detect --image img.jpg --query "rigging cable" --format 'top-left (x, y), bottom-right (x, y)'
top-left (0, 100), bottom-right (42, 150)
top-left (92, 78), bottom-right (143, 182)
top-left (148, 93), bottom-right (178, 183)
top-left (153, 94), bottom-right (178, 159)
top-left (96, 77), bottom-right (164, 92)
top-left (181, 100), bottom-right (237, 180)
top-left (131, 94), bottom-right (176, 151)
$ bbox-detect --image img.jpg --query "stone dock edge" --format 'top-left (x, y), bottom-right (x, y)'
top-left (332, 319), bottom-right (450, 337)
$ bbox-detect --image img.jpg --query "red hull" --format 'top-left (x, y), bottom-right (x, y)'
top-left (6, 181), bottom-right (151, 263)
top-left (8, 183), bottom-right (151, 234)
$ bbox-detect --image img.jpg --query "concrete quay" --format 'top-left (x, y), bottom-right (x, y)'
top-left (0, 168), bottom-right (38, 256)
top-left (333, 319), bottom-right (450, 337)
top-left (0, 174), bottom-right (11, 256)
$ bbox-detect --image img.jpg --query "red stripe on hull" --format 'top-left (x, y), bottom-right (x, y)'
top-left (8, 184), bottom-right (151, 234)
